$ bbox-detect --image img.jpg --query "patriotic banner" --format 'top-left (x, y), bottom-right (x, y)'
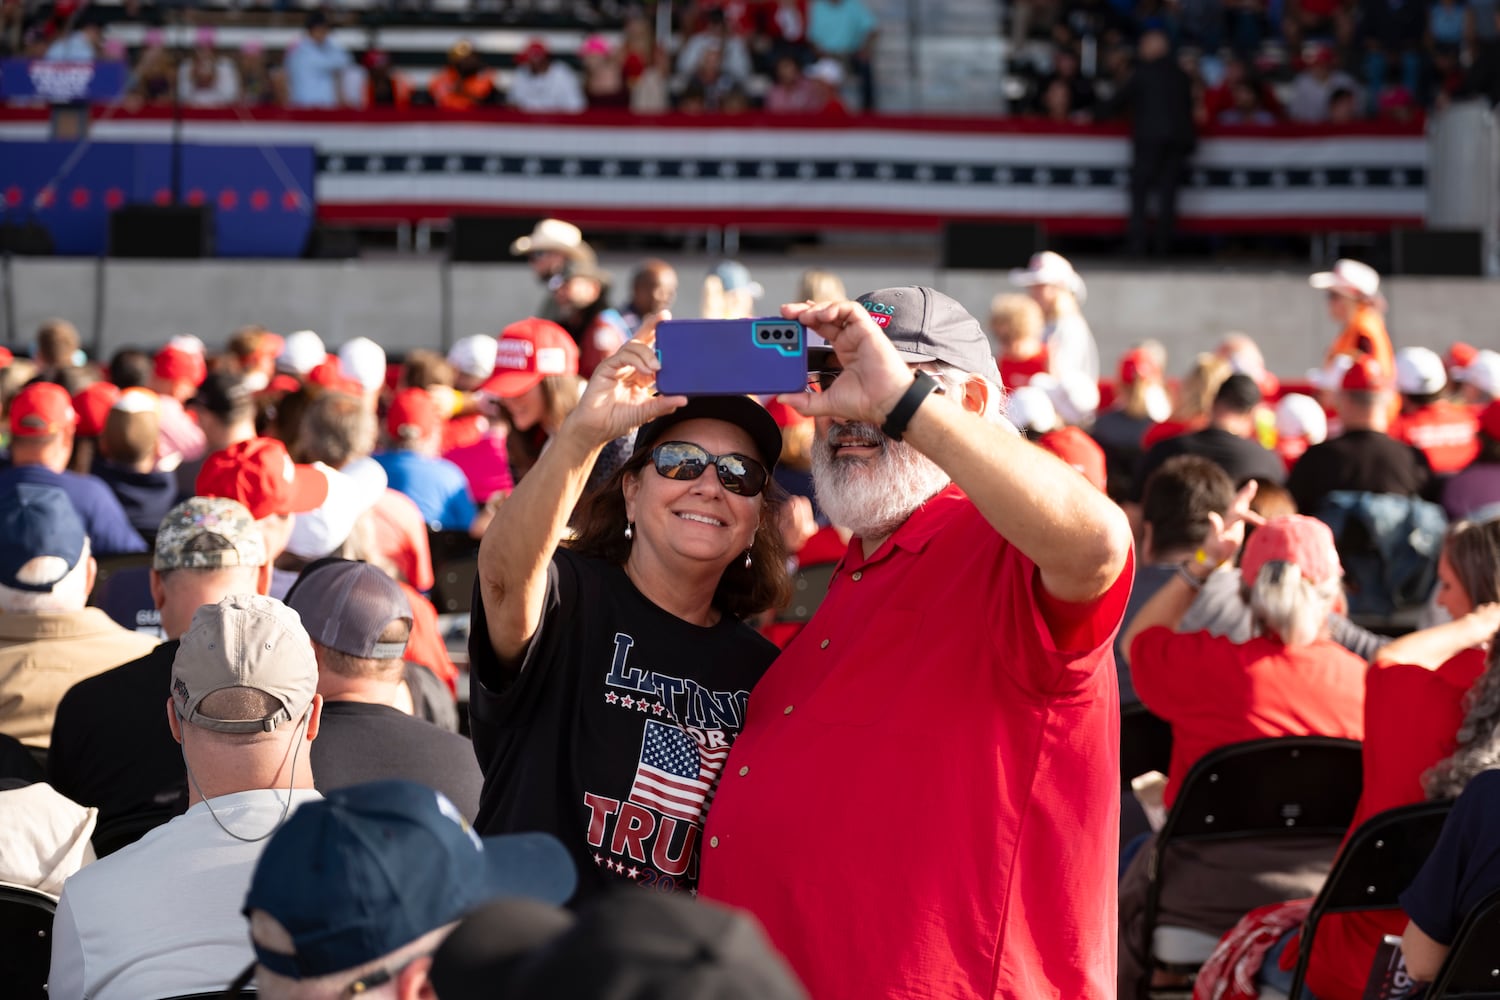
top-left (1, 60), bottom-right (128, 103)
top-left (628, 719), bottom-right (730, 826)
top-left (0, 110), bottom-right (1427, 233)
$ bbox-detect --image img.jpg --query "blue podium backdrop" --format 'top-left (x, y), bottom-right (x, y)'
top-left (0, 140), bottom-right (315, 256)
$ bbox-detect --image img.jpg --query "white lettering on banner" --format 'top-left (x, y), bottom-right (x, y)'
top-left (27, 61), bottom-right (95, 102)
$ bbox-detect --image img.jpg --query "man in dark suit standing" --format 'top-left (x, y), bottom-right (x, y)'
top-left (1101, 29), bottom-right (1197, 256)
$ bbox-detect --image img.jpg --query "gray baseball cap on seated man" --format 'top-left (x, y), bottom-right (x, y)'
top-left (285, 559), bottom-right (412, 661)
top-left (809, 286), bottom-right (1004, 386)
top-left (171, 594), bottom-right (318, 734)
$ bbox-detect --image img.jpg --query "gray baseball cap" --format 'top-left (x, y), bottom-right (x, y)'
top-left (286, 560), bottom-right (412, 661)
top-left (171, 595), bottom-right (318, 734)
top-left (811, 286), bottom-right (1002, 385)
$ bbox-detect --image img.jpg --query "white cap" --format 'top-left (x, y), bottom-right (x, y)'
top-left (509, 219), bottom-right (583, 256)
top-left (1456, 349), bottom-right (1500, 398)
top-left (112, 387), bottom-right (159, 414)
top-left (1394, 346), bottom-right (1447, 396)
top-left (165, 334), bottom-right (205, 356)
top-left (1009, 251), bottom-right (1086, 302)
top-left (1306, 354), bottom-right (1354, 392)
top-left (337, 337), bottom-right (387, 394)
top-left (448, 334), bottom-right (500, 380)
top-left (1030, 370), bottom-right (1100, 426)
top-left (279, 329), bottom-right (327, 377)
top-left (285, 463), bottom-right (385, 560)
top-left (1275, 393), bottom-right (1328, 444)
top-left (1005, 384), bottom-right (1059, 434)
top-left (1309, 259), bottom-right (1382, 303)
top-left (806, 58), bottom-right (844, 85)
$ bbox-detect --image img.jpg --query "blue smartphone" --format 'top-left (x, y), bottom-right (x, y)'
top-left (654, 318), bottom-right (808, 396)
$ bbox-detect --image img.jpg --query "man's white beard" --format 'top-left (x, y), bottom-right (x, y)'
top-left (812, 421), bottom-right (951, 540)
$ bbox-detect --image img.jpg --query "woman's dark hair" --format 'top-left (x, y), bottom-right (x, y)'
top-left (568, 446), bottom-right (792, 620)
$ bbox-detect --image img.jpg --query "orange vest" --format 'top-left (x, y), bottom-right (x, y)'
top-left (1325, 304), bottom-right (1394, 375)
top-left (429, 68), bottom-right (497, 111)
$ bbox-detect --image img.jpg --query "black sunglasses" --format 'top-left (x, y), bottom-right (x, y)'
top-left (650, 441), bottom-right (769, 497)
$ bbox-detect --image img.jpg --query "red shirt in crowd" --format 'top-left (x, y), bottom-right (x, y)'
top-left (1140, 416), bottom-right (1203, 450)
top-left (1298, 649), bottom-right (1487, 1000)
top-left (702, 486), bottom-right (1131, 999)
top-left (1391, 401), bottom-right (1480, 475)
top-left (999, 349), bottom-right (1050, 389)
top-left (1129, 629), bottom-right (1366, 809)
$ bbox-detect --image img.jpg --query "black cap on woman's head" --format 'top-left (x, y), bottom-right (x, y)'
top-left (634, 396), bottom-right (783, 469)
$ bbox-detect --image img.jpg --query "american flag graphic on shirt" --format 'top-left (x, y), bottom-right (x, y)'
top-left (628, 719), bottom-right (730, 824)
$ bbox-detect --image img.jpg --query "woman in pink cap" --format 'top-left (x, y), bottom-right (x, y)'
top-left (1116, 508), bottom-right (1367, 997)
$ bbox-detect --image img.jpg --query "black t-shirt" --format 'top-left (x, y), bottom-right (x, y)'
top-left (48, 640), bottom-right (187, 827)
top-left (1133, 426), bottom-right (1287, 502)
top-left (311, 700), bottom-right (483, 822)
top-left (468, 547), bottom-right (778, 900)
top-left (1288, 430), bottom-right (1436, 516)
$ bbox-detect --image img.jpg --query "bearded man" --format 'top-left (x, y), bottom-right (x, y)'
top-left (699, 287), bottom-right (1134, 1000)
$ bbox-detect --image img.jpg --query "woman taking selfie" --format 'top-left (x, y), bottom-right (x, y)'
top-left (469, 329), bottom-right (790, 900)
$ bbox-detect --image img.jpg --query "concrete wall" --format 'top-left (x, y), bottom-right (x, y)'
top-left (8, 256), bottom-right (1497, 378)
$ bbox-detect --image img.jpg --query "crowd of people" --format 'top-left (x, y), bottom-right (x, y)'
top-left (2, 217), bottom-right (1500, 997)
top-left (14, 0), bottom-right (1500, 120)
top-left (1011, 0), bottom-right (1500, 122)
top-left (4, 1), bottom-right (880, 114)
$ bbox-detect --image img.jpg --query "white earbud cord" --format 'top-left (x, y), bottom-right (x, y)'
top-left (181, 705), bottom-right (310, 844)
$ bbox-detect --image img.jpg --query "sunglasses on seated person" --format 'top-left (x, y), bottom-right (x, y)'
top-left (650, 441), bottom-right (769, 498)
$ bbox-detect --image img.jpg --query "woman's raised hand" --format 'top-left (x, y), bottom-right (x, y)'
top-left (565, 313), bottom-right (688, 446)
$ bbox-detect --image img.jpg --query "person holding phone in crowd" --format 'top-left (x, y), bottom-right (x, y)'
top-left (700, 288), bottom-right (1134, 999)
top-left (469, 321), bottom-right (790, 901)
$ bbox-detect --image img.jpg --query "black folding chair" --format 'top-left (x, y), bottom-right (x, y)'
top-left (1121, 702), bottom-right (1174, 785)
top-left (773, 562), bottom-right (837, 625)
top-left (427, 528), bottom-right (479, 570)
top-left (1426, 887), bottom-right (1500, 999)
top-left (86, 551), bottom-right (155, 609)
top-left (1141, 736), bottom-right (1363, 991)
top-left (1285, 801), bottom-right (1454, 995)
top-left (0, 883), bottom-right (58, 1000)
top-left (432, 556), bottom-right (479, 616)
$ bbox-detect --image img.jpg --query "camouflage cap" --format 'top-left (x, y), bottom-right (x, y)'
top-left (154, 497), bottom-right (268, 572)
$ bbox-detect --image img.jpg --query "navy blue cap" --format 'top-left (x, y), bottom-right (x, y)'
top-left (244, 780), bottom-right (577, 980)
top-left (0, 483), bottom-right (86, 593)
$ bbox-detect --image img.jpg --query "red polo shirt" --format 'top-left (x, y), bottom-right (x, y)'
top-left (700, 486), bottom-right (1131, 1000)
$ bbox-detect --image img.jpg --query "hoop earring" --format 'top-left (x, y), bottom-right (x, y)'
top-left (624, 522), bottom-right (634, 540)
top-left (743, 550), bottom-right (753, 569)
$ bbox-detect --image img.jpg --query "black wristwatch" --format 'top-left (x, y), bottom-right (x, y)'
top-left (880, 371), bottom-right (941, 442)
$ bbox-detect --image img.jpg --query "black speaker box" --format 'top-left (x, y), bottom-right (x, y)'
top-left (1390, 228), bottom-right (1484, 277)
top-left (449, 215), bottom-right (542, 263)
top-left (941, 221), bottom-right (1044, 271)
top-left (0, 222), bottom-right (55, 255)
top-left (304, 225), bottom-right (361, 259)
top-left (108, 205), bottom-right (214, 258)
